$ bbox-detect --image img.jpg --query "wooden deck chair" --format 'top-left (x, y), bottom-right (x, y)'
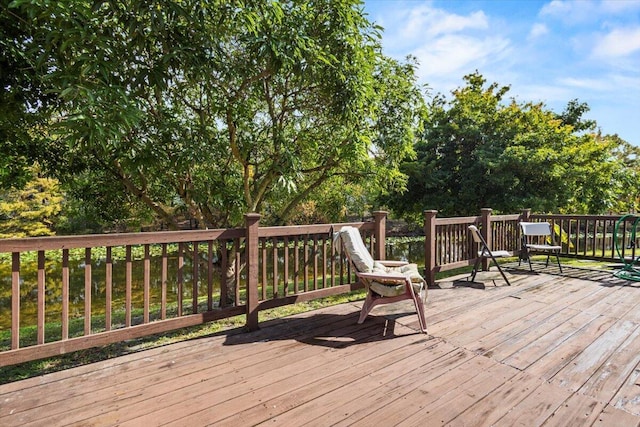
top-left (337, 226), bottom-right (427, 333)
top-left (468, 225), bottom-right (512, 286)
top-left (519, 222), bottom-right (563, 273)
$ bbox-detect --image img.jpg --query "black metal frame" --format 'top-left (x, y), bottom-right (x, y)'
top-left (468, 226), bottom-right (511, 286)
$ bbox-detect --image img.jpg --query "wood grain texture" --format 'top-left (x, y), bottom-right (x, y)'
top-left (2, 264), bottom-right (640, 426)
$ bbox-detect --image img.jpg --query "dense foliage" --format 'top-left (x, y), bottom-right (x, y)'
top-left (0, 168), bottom-right (63, 238)
top-left (382, 73), bottom-right (640, 221)
top-left (1, 0), bottom-right (422, 231)
top-left (1, 2), bottom-right (638, 236)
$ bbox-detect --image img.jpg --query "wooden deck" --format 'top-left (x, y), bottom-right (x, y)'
top-left (3, 263), bottom-right (640, 426)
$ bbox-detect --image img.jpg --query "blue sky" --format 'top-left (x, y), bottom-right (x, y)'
top-left (362, 0), bottom-right (640, 145)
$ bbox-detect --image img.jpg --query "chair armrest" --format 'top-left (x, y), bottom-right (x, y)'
top-left (375, 260), bottom-right (408, 267)
top-left (356, 272), bottom-right (409, 283)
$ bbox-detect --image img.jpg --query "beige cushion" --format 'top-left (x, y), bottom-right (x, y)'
top-left (370, 280), bottom-right (424, 297)
top-left (339, 226), bottom-right (374, 272)
top-left (339, 226), bottom-right (427, 297)
top-left (373, 261), bottom-right (424, 283)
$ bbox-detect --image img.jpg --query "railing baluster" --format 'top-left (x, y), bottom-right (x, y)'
top-left (294, 237), bottom-right (299, 293)
top-left (62, 249), bottom-right (69, 340)
top-left (272, 238), bottom-right (278, 299)
top-left (261, 237), bottom-right (267, 300)
top-left (85, 248), bottom-right (92, 335)
top-left (208, 241), bottom-right (213, 311)
top-left (603, 220), bottom-right (608, 258)
top-left (105, 247), bottom-right (112, 331)
top-left (313, 235), bottom-right (318, 291)
top-left (303, 236), bottom-right (309, 293)
top-left (234, 238), bottom-right (241, 304)
top-left (161, 243), bottom-right (168, 319)
top-left (177, 243), bottom-right (183, 317)
top-left (591, 220), bottom-right (596, 257)
top-left (283, 237), bottom-right (289, 296)
top-left (126, 245), bottom-right (132, 327)
top-left (220, 241), bottom-right (228, 308)
top-left (192, 242), bottom-right (198, 314)
top-left (322, 236), bottom-right (327, 289)
top-left (330, 235), bottom-right (336, 288)
top-left (12, 252), bottom-right (20, 349)
top-left (144, 244), bottom-right (150, 323)
top-left (37, 251), bottom-right (45, 345)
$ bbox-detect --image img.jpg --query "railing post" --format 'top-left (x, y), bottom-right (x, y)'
top-left (245, 213), bottom-right (261, 331)
top-left (424, 210), bottom-right (438, 287)
top-left (521, 208), bottom-right (531, 222)
top-left (373, 211), bottom-right (387, 260)
top-left (481, 208), bottom-right (492, 271)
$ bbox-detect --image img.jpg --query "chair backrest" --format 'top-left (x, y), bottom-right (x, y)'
top-left (468, 225), bottom-right (485, 245)
top-left (337, 226), bottom-right (374, 273)
top-left (520, 222), bottom-right (552, 237)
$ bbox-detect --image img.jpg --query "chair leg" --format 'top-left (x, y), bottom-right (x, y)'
top-left (470, 258), bottom-right (481, 282)
top-left (489, 254), bottom-right (511, 286)
top-left (555, 253), bottom-right (563, 272)
top-left (412, 292), bottom-right (428, 333)
top-left (358, 292), bottom-right (376, 324)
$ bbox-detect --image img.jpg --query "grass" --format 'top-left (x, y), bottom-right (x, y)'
top-left (0, 289), bottom-right (367, 385)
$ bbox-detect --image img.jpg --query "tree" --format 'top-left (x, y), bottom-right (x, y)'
top-left (7, 0), bottom-right (422, 229)
top-left (0, 166), bottom-right (64, 238)
top-left (607, 136), bottom-right (640, 213)
top-left (383, 72), bottom-right (625, 219)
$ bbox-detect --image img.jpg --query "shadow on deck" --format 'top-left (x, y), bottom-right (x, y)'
top-left (2, 265), bottom-right (640, 426)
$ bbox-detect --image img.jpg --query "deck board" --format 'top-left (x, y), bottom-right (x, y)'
top-left (3, 264), bottom-right (640, 426)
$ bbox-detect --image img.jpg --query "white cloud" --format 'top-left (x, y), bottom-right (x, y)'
top-left (398, 5), bottom-right (488, 39)
top-left (600, 0), bottom-right (640, 14)
top-left (540, 0), bottom-right (640, 25)
top-left (375, 3), bottom-right (510, 85)
top-left (528, 23), bottom-right (549, 40)
top-left (557, 76), bottom-right (613, 91)
top-left (380, 4), bottom-right (490, 53)
top-left (591, 27), bottom-right (640, 58)
top-left (412, 35), bottom-right (510, 78)
top-left (540, 0), bottom-right (599, 24)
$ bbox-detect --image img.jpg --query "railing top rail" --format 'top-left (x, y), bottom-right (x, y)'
top-left (0, 228), bottom-right (248, 253)
top-left (530, 214), bottom-right (626, 221)
top-left (257, 221), bottom-right (373, 238)
top-left (0, 221), bottom-right (376, 253)
top-left (435, 216), bottom-right (479, 226)
top-left (492, 214), bottom-right (522, 221)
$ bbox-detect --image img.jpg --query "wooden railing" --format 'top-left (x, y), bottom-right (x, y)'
top-left (527, 212), bottom-right (633, 261)
top-left (2, 208), bottom-right (638, 366)
top-left (424, 208), bottom-right (638, 285)
top-left (0, 213), bottom-right (386, 367)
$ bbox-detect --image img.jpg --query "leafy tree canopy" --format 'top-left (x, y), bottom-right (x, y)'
top-left (3, 0), bottom-right (423, 229)
top-left (383, 71), bottom-right (629, 220)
